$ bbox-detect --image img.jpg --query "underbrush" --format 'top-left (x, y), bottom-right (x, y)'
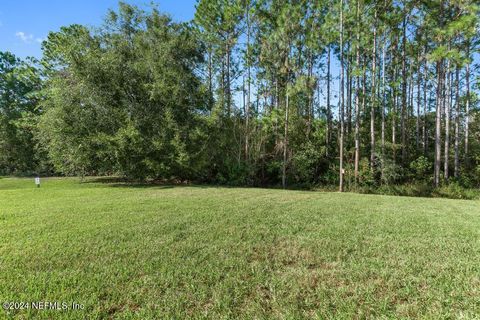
top-left (348, 182), bottom-right (479, 200)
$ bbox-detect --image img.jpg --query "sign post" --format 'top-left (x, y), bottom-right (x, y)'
top-left (35, 177), bottom-right (40, 188)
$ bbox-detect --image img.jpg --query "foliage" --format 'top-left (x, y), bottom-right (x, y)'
top-left (0, 52), bottom-right (41, 175)
top-left (1, 0), bottom-right (479, 193)
top-left (290, 141), bottom-right (327, 186)
top-left (37, 4), bottom-right (207, 179)
top-left (380, 157), bottom-right (403, 186)
top-left (409, 156), bottom-right (432, 180)
top-left (433, 181), bottom-right (480, 199)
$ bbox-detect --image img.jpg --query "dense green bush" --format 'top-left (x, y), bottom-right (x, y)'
top-left (410, 156), bottom-right (432, 181)
top-left (380, 157), bottom-right (403, 186)
top-left (291, 141), bottom-right (327, 185)
top-left (38, 6), bottom-right (207, 180)
top-left (434, 182), bottom-right (480, 200)
top-left (353, 182), bottom-right (479, 200)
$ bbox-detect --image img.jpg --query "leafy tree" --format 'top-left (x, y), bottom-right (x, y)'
top-left (0, 52), bottom-right (41, 174)
top-left (38, 3), bottom-right (207, 179)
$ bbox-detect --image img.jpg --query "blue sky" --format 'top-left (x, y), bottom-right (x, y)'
top-left (0, 0), bottom-right (197, 59)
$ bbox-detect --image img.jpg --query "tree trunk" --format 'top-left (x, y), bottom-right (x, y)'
top-left (370, 10), bottom-right (377, 169)
top-left (362, 58), bottom-right (366, 127)
top-left (282, 92), bottom-right (289, 189)
top-left (208, 48), bottom-right (213, 105)
top-left (243, 76), bottom-right (246, 119)
top-left (226, 42), bottom-right (231, 116)
top-left (381, 34), bottom-right (387, 179)
top-left (282, 44), bottom-right (291, 189)
top-left (423, 46), bottom-right (428, 155)
top-left (465, 43), bottom-right (470, 161)
top-left (326, 46), bottom-right (331, 155)
top-left (401, 11), bottom-right (407, 164)
top-left (444, 60), bottom-right (451, 181)
top-left (408, 61), bottom-right (414, 118)
top-left (434, 60), bottom-right (443, 187)
top-left (245, 5), bottom-right (251, 162)
top-left (221, 54), bottom-right (226, 112)
top-left (454, 67), bottom-right (460, 178)
top-left (307, 53), bottom-right (313, 137)
top-left (416, 52), bottom-right (421, 151)
top-left (339, 0), bottom-right (345, 192)
top-left (274, 78), bottom-right (279, 146)
top-left (354, 0), bottom-right (361, 184)
top-left (347, 47), bottom-right (352, 136)
top-left (392, 36), bottom-right (398, 162)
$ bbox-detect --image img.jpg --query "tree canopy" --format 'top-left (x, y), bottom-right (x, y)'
top-left (1, 0), bottom-right (480, 192)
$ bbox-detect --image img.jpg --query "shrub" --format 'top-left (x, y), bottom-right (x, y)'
top-left (380, 157), bottom-right (403, 186)
top-left (410, 156), bottom-right (432, 180)
top-left (291, 142), bottom-right (328, 185)
top-left (434, 182), bottom-right (480, 200)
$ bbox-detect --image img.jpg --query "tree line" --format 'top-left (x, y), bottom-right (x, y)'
top-left (1, 0), bottom-right (479, 192)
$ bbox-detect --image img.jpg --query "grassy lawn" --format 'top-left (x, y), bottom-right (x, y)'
top-left (1, 177), bottom-right (480, 319)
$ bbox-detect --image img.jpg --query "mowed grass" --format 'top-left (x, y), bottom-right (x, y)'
top-left (1, 177), bottom-right (480, 319)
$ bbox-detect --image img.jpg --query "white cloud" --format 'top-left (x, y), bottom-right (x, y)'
top-left (15, 31), bottom-right (44, 44)
top-left (15, 31), bottom-right (34, 43)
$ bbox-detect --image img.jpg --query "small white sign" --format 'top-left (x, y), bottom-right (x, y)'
top-left (35, 177), bottom-right (40, 186)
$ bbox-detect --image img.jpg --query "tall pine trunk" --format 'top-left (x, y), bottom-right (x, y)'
top-left (454, 67), bottom-right (460, 178)
top-left (245, 5), bottom-right (251, 162)
top-left (226, 42), bottom-right (231, 116)
top-left (354, 0), bottom-right (361, 184)
top-left (444, 60), bottom-right (451, 180)
top-left (423, 46), bottom-right (428, 155)
top-left (283, 92), bottom-right (289, 189)
top-left (208, 48), bottom-right (213, 106)
top-left (347, 48), bottom-right (352, 135)
top-left (465, 43), bottom-right (470, 161)
top-left (326, 46), bottom-right (331, 155)
top-left (339, 0), bottom-right (345, 192)
top-left (434, 60), bottom-right (443, 187)
top-left (401, 12), bottom-right (407, 164)
top-left (381, 34), bottom-right (387, 178)
top-left (370, 10), bottom-right (377, 169)
top-left (282, 48), bottom-right (290, 189)
top-left (392, 36), bottom-right (398, 162)
top-left (416, 53), bottom-right (421, 151)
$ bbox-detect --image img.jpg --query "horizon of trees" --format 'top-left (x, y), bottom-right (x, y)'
top-left (1, 0), bottom-right (480, 192)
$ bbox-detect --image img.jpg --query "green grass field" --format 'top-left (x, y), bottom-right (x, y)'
top-left (1, 177), bottom-right (479, 319)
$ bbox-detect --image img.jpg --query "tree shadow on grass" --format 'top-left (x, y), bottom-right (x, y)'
top-left (77, 176), bottom-right (479, 200)
top-left (81, 176), bottom-right (300, 191)
top-left (81, 176), bottom-right (344, 192)
top-left (81, 176), bottom-right (212, 189)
